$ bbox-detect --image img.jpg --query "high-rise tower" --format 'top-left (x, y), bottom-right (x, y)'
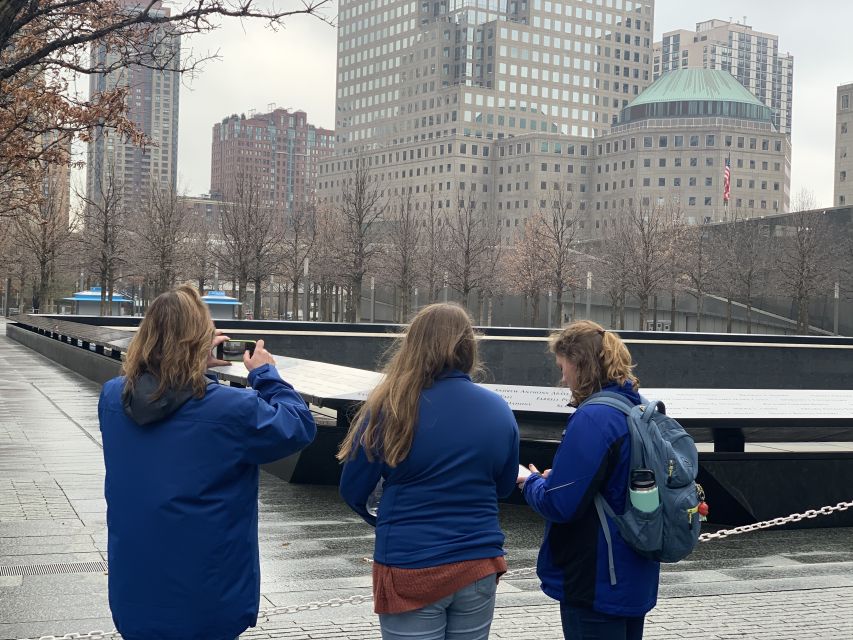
top-left (86, 0), bottom-right (180, 213)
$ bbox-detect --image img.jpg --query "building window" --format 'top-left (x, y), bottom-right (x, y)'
top-left (688, 196), bottom-right (696, 206)
top-left (705, 197), bottom-right (712, 206)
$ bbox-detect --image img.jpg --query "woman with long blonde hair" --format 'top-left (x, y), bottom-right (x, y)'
top-left (99, 285), bottom-right (316, 640)
top-left (339, 303), bottom-right (519, 640)
top-left (518, 320), bottom-right (659, 640)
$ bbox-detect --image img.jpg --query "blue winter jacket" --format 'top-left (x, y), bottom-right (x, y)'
top-left (98, 364), bottom-right (316, 640)
top-left (522, 381), bottom-right (660, 617)
top-left (340, 370), bottom-right (520, 568)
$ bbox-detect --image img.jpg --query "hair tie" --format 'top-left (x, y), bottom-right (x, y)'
top-left (598, 329), bottom-right (605, 336)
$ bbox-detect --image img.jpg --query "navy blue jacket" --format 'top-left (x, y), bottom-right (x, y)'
top-left (340, 370), bottom-right (520, 568)
top-left (522, 381), bottom-right (659, 617)
top-left (99, 364), bottom-right (316, 640)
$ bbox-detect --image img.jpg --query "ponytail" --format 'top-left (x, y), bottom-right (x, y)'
top-left (549, 320), bottom-right (638, 406)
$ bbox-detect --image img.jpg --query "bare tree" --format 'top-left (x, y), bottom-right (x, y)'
top-left (445, 191), bottom-right (501, 316)
top-left (132, 183), bottom-right (190, 297)
top-left (417, 185), bottom-right (448, 303)
top-left (184, 207), bottom-right (219, 295)
top-left (311, 205), bottom-right (346, 321)
top-left (384, 191), bottom-right (421, 321)
top-left (595, 222), bottom-right (631, 329)
top-left (215, 173), bottom-right (260, 318)
top-left (680, 224), bottom-right (722, 332)
top-left (77, 167), bottom-right (131, 314)
top-left (773, 189), bottom-right (836, 333)
top-left (535, 184), bottom-right (581, 325)
top-left (503, 223), bottom-right (545, 326)
top-left (339, 157), bottom-right (386, 322)
top-left (281, 203), bottom-right (318, 321)
top-left (613, 202), bottom-right (674, 330)
top-left (247, 206), bottom-right (285, 320)
top-left (710, 209), bottom-right (772, 333)
top-left (13, 172), bottom-right (77, 312)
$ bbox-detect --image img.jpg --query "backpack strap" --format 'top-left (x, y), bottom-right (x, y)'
top-left (594, 495), bottom-right (618, 586)
top-left (583, 392), bottom-right (642, 587)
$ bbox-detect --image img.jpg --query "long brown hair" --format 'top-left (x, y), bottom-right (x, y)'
top-left (549, 319), bottom-right (638, 406)
top-left (337, 303), bottom-right (481, 467)
top-left (123, 285), bottom-right (214, 400)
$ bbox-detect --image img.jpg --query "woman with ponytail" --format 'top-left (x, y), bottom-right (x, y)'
top-left (338, 303), bottom-right (520, 640)
top-left (518, 320), bottom-right (659, 640)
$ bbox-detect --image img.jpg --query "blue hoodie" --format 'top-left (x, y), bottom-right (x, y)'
top-left (98, 364), bottom-right (316, 640)
top-left (340, 370), bottom-right (520, 568)
top-left (521, 381), bottom-right (660, 617)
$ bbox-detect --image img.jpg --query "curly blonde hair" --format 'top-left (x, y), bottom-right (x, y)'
top-left (549, 320), bottom-right (638, 406)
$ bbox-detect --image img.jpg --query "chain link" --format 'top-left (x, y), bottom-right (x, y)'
top-left (20, 499), bottom-right (852, 640)
top-left (697, 500), bottom-right (853, 541)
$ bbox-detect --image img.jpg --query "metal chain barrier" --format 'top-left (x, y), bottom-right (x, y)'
top-left (23, 499), bottom-right (853, 640)
top-left (698, 499), bottom-right (853, 541)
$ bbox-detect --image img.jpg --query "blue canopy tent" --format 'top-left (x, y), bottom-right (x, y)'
top-left (202, 291), bottom-right (241, 319)
top-left (63, 287), bottom-right (133, 316)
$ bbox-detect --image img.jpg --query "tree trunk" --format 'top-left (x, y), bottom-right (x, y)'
top-left (696, 294), bottom-right (703, 332)
top-left (726, 298), bottom-right (733, 333)
top-left (670, 291), bottom-right (677, 331)
top-left (746, 302), bottom-right (753, 334)
top-left (652, 295), bottom-right (658, 332)
top-left (253, 277), bottom-right (263, 319)
top-left (638, 294), bottom-right (648, 331)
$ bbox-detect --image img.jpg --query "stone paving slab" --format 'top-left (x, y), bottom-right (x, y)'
top-left (2, 320), bottom-right (853, 640)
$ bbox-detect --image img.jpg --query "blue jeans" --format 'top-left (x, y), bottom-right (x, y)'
top-left (560, 603), bottom-right (645, 640)
top-left (378, 573), bottom-right (498, 640)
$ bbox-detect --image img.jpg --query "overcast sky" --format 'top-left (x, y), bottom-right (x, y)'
top-left (173, 0), bottom-right (853, 207)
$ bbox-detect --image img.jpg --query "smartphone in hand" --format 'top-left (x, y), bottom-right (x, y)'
top-left (216, 339), bottom-right (257, 362)
top-left (517, 464), bottom-right (532, 481)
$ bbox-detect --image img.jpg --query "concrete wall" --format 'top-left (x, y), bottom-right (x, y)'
top-left (8, 324), bottom-right (122, 384)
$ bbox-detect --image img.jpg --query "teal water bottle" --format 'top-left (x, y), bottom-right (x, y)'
top-left (629, 469), bottom-right (659, 512)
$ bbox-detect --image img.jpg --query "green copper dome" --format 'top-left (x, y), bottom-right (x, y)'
top-left (620, 69), bottom-right (774, 126)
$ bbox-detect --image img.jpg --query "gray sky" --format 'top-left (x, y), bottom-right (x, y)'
top-left (175, 0), bottom-right (853, 207)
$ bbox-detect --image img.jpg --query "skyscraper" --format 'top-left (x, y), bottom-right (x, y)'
top-left (86, 0), bottom-right (180, 213)
top-left (653, 19), bottom-right (793, 136)
top-left (836, 82), bottom-right (853, 207)
top-left (210, 107), bottom-right (334, 213)
top-left (320, 0), bottom-right (656, 213)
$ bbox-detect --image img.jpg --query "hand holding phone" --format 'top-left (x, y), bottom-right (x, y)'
top-left (216, 339), bottom-right (257, 362)
top-left (243, 339), bottom-right (276, 372)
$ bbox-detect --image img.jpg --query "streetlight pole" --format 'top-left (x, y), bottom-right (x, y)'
top-left (834, 281), bottom-right (840, 335)
top-left (585, 271), bottom-right (592, 320)
top-left (370, 277), bottom-right (376, 323)
top-left (302, 258), bottom-right (309, 321)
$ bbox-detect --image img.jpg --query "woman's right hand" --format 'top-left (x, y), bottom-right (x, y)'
top-left (243, 338), bottom-right (276, 372)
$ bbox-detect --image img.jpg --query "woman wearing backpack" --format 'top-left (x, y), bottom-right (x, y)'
top-left (338, 303), bottom-right (520, 640)
top-left (518, 320), bottom-right (659, 640)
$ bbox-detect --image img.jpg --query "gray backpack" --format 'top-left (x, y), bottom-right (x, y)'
top-left (582, 391), bottom-right (703, 585)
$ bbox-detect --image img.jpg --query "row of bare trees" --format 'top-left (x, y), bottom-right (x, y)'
top-left (1, 153), bottom-right (848, 335)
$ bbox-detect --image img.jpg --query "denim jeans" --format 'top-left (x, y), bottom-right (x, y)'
top-left (560, 603), bottom-right (645, 640)
top-left (378, 573), bottom-right (498, 640)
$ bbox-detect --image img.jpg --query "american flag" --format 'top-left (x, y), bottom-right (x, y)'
top-left (723, 156), bottom-right (731, 204)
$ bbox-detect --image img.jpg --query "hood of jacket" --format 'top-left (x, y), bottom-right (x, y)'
top-left (122, 373), bottom-right (195, 426)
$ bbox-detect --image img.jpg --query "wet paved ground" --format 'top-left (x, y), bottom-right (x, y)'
top-left (1, 318), bottom-right (852, 640)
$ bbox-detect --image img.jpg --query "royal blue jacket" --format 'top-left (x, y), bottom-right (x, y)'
top-left (98, 364), bottom-right (316, 640)
top-left (340, 370), bottom-right (520, 568)
top-left (521, 381), bottom-right (660, 617)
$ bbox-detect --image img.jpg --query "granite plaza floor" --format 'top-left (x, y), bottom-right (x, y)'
top-left (1, 319), bottom-right (852, 640)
